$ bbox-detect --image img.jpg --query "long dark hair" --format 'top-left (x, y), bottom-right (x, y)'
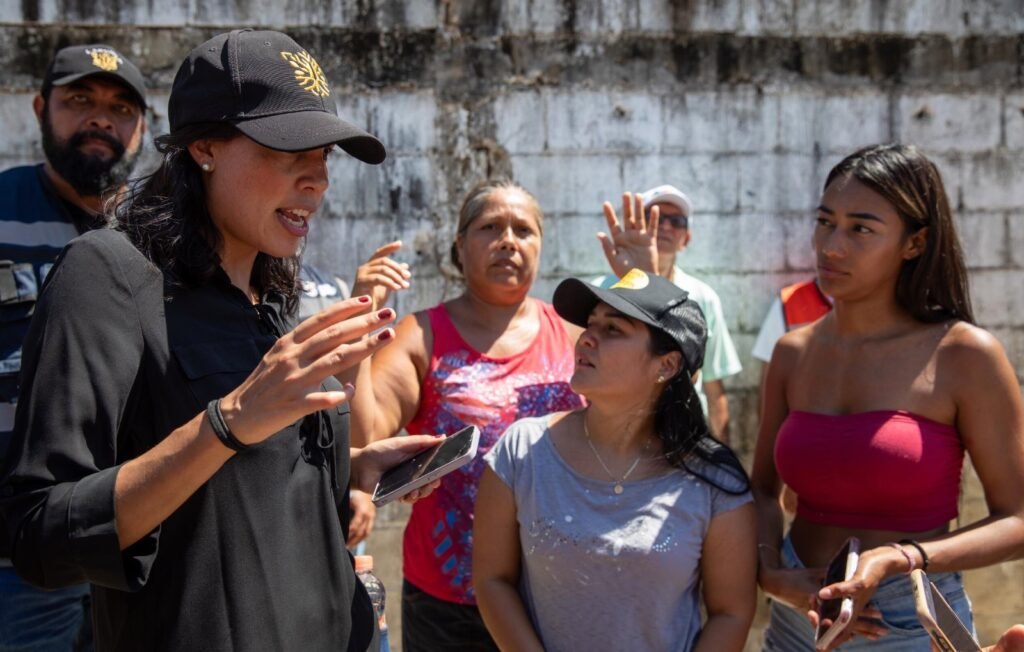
top-left (648, 328), bottom-right (750, 495)
top-left (114, 123), bottom-right (300, 311)
top-left (824, 144), bottom-right (974, 324)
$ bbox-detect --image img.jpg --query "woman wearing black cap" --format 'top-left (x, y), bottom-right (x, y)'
top-left (0, 30), bottom-right (439, 652)
top-left (472, 269), bottom-right (757, 652)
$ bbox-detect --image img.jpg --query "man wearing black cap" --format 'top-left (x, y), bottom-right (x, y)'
top-left (0, 43), bottom-right (146, 652)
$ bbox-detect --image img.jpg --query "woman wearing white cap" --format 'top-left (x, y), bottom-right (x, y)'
top-left (0, 29), bottom-right (439, 652)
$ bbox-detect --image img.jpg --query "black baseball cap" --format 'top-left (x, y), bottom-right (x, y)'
top-left (168, 29), bottom-right (385, 163)
top-left (553, 269), bottom-right (708, 374)
top-left (43, 44), bottom-right (147, 109)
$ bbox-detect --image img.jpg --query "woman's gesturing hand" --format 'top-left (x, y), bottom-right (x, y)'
top-left (596, 191), bottom-right (660, 279)
top-left (219, 295), bottom-right (397, 446)
top-left (350, 240), bottom-right (411, 310)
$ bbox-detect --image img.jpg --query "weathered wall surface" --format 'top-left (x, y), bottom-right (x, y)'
top-left (2, 0), bottom-right (1022, 648)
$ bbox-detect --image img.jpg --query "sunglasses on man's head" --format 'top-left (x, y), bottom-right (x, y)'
top-left (653, 212), bottom-right (689, 229)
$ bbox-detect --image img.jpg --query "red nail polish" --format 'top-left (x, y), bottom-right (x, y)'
top-left (378, 308), bottom-right (394, 319)
top-left (358, 295), bottom-right (370, 303)
top-left (378, 329), bottom-right (393, 341)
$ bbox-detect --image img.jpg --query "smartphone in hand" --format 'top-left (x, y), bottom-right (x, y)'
top-left (910, 569), bottom-right (981, 652)
top-left (371, 426), bottom-right (480, 506)
top-left (815, 537), bottom-right (860, 651)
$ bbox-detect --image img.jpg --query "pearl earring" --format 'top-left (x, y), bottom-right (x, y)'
top-left (657, 375), bottom-right (665, 383)
top-left (201, 162), bottom-right (212, 172)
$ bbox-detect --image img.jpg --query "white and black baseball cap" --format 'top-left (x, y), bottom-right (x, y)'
top-left (641, 184), bottom-right (693, 215)
top-left (553, 269), bottom-right (708, 375)
top-left (168, 29), bottom-right (385, 163)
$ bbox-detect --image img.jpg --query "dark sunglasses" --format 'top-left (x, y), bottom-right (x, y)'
top-left (653, 212), bottom-right (689, 229)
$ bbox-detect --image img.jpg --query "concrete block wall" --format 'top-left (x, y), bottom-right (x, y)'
top-left (1, 0), bottom-right (1022, 647)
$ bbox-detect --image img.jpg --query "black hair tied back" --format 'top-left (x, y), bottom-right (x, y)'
top-left (649, 328), bottom-right (750, 495)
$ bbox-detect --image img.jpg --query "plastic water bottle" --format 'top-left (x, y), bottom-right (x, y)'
top-left (355, 555), bottom-right (389, 652)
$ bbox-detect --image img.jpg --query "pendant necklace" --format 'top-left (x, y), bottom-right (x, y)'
top-left (582, 412), bottom-right (644, 495)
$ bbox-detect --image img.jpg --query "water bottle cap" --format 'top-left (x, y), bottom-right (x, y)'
top-left (354, 555), bottom-right (374, 573)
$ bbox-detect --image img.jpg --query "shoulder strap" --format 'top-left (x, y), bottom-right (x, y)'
top-left (425, 304), bottom-right (462, 357)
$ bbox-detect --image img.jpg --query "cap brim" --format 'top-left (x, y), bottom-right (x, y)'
top-left (552, 278), bottom-right (660, 331)
top-left (644, 196), bottom-right (687, 212)
top-left (50, 71), bottom-right (147, 108)
top-left (235, 111), bottom-right (386, 164)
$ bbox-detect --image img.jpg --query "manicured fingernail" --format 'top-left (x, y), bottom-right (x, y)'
top-left (357, 295), bottom-right (370, 303)
top-left (378, 308), bottom-right (394, 319)
top-left (378, 329), bottom-right (393, 341)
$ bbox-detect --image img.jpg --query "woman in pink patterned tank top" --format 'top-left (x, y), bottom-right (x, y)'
top-left (347, 180), bottom-right (585, 651)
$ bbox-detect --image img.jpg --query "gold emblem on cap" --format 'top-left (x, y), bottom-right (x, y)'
top-left (85, 48), bottom-right (122, 72)
top-left (280, 50), bottom-right (330, 98)
top-left (611, 269), bottom-right (650, 290)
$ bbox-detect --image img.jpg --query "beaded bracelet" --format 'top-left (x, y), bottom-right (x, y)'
top-left (207, 398), bottom-right (249, 453)
top-left (899, 539), bottom-right (930, 572)
top-left (887, 542), bottom-right (916, 574)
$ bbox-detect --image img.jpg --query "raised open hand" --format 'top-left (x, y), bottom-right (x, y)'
top-left (596, 192), bottom-right (660, 279)
top-left (350, 240), bottom-right (411, 310)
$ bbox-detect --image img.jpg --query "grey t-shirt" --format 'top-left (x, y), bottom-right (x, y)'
top-left (484, 414), bottom-right (752, 652)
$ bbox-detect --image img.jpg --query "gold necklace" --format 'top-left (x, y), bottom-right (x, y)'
top-left (582, 412), bottom-right (644, 495)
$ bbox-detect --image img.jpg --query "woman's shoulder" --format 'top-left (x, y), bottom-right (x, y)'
top-left (775, 317), bottom-right (821, 351)
top-left (486, 414), bottom-right (556, 466)
top-left (68, 227), bottom-right (143, 260)
top-left (390, 308), bottom-right (434, 353)
top-left (531, 298), bottom-right (583, 340)
top-left (936, 320), bottom-right (1008, 369)
top-left (501, 413), bottom-right (556, 444)
top-left (51, 228), bottom-right (157, 288)
top-left (767, 317), bottom-right (820, 375)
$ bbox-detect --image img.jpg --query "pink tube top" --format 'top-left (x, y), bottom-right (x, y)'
top-left (775, 410), bottom-right (964, 531)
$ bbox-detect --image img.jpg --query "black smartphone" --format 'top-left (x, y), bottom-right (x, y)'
top-left (371, 426), bottom-right (480, 506)
top-left (815, 537), bottom-right (860, 650)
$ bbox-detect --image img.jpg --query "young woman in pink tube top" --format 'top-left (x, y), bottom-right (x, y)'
top-left (752, 144), bottom-right (1024, 651)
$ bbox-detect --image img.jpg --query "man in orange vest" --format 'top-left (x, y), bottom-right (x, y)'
top-left (751, 278), bottom-right (832, 366)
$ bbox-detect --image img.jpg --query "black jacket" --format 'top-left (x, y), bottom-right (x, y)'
top-left (0, 228), bottom-right (374, 651)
